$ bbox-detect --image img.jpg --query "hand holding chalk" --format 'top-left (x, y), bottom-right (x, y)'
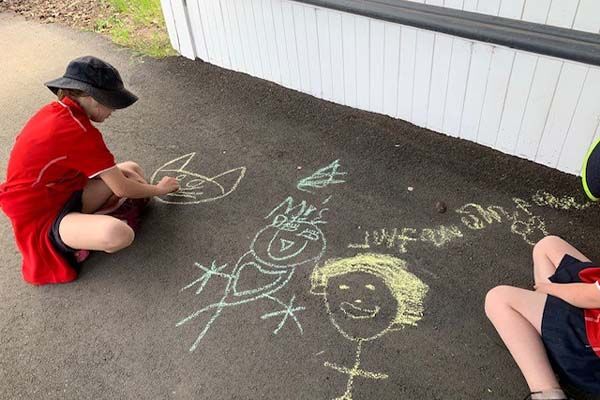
top-left (156, 176), bottom-right (179, 195)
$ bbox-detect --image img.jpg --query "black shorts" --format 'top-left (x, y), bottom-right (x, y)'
top-left (48, 190), bottom-right (83, 270)
top-left (541, 254), bottom-right (600, 394)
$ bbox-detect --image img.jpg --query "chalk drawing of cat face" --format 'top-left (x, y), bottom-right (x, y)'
top-left (150, 153), bottom-right (245, 205)
top-left (250, 214), bottom-right (326, 268)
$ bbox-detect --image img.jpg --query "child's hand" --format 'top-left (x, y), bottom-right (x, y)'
top-left (156, 176), bottom-right (179, 195)
top-left (533, 282), bottom-right (554, 294)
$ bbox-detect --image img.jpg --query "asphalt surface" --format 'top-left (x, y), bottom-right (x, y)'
top-left (1, 12), bottom-right (600, 400)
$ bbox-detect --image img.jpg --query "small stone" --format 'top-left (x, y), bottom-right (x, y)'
top-left (436, 201), bottom-right (447, 213)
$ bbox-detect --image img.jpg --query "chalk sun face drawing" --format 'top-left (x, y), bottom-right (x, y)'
top-left (150, 153), bottom-right (245, 204)
top-left (251, 214), bottom-right (326, 268)
top-left (311, 253), bottom-right (429, 400)
top-left (326, 271), bottom-right (397, 342)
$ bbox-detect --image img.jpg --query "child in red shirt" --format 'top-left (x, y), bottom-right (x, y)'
top-left (0, 56), bottom-right (179, 285)
top-left (485, 236), bottom-right (600, 399)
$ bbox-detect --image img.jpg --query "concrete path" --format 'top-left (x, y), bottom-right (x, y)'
top-left (1, 12), bottom-right (599, 400)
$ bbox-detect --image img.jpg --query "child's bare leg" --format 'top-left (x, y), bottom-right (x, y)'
top-left (81, 161), bottom-right (148, 214)
top-left (532, 236), bottom-right (590, 285)
top-left (81, 178), bottom-right (114, 213)
top-left (59, 213), bottom-right (134, 252)
top-left (485, 286), bottom-right (560, 392)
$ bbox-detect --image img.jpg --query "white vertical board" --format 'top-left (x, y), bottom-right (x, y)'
top-left (397, 26), bottom-right (417, 121)
top-left (369, 20), bottom-right (385, 115)
top-left (477, 48), bottom-right (514, 147)
top-left (252, 0), bottom-right (273, 80)
top-left (412, 30), bottom-right (435, 127)
top-left (316, 9), bottom-right (333, 101)
top-left (497, 0), bottom-right (525, 20)
top-left (355, 16), bottom-right (371, 110)
top-left (532, 1), bottom-right (587, 168)
top-left (169, 0), bottom-right (196, 59)
top-left (212, 1), bottom-right (232, 69)
top-left (232, 1), bottom-right (256, 76)
top-left (571, 0), bottom-right (600, 33)
top-left (293, 4), bottom-right (311, 93)
top-left (496, 53), bottom-right (537, 154)
top-left (476, 0), bottom-right (501, 16)
top-left (443, 39), bottom-right (472, 137)
top-left (160, 0), bottom-right (180, 52)
top-left (198, 0), bottom-right (221, 64)
top-left (328, 12), bottom-right (345, 105)
top-left (305, 7), bottom-right (322, 97)
top-left (271, 0), bottom-right (293, 88)
top-left (220, 0), bottom-right (243, 71)
top-left (342, 14), bottom-right (357, 108)
top-left (515, 58), bottom-right (562, 161)
top-left (261, 0), bottom-right (282, 83)
top-left (460, 43), bottom-right (492, 142)
top-left (521, 0), bottom-right (551, 25)
top-left (535, 63), bottom-right (587, 168)
top-left (244, 1), bottom-right (265, 77)
top-left (444, 0), bottom-right (464, 11)
top-left (426, 34), bottom-right (452, 132)
top-left (281, 1), bottom-right (301, 90)
top-left (462, 0), bottom-right (478, 12)
top-left (546, 0), bottom-right (579, 29)
top-left (382, 23), bottom-right (401, 118)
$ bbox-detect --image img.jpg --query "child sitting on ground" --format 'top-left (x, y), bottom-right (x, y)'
top-left (0, 56), bottom-right (179, 285)
top-left (485, 235), bottom-right (600, 399)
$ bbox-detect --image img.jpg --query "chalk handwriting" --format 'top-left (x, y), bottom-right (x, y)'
top-left (151, 153), bottom-right (245, 204)
top-left (531, 190), bottom-right (592, 210)
top-left (349, 197), bottom-right (549, 252)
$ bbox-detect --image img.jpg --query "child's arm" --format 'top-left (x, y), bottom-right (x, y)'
top-left (99, 167), bottom-right (179, 198)
top-left (535, 282), bottom-right (600, 309)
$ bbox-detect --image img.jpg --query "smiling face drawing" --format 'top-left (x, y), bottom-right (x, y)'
top-left (311, 253), bottom-right (429, 342)
top-left (150, 153), bottom-right (245, 204)
top-left (251, 214), bottom-right (326, 268)
top-left (326, 271), bottom-right (397, 341)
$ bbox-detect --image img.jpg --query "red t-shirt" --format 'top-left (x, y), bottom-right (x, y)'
top-left (0, 97), bottom-right (115, 284)
top-left (579, 267), bottom-right (600, 357)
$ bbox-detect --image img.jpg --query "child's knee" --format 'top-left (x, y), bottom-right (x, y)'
top-left (122, 160), bottom-right (143, 174)
top-left (101, 220), bottom-right (135, 253)
top-left (532, 235), bottom-right (561, 257)
top-left (484, 285), bottom-right (513, 318)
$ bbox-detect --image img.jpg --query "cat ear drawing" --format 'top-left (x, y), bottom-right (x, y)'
top-left (151, 153), bottom-right (246, 205)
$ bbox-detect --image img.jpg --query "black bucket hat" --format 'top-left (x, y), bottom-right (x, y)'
top-left (45, 56), bottom-right (138, 109)
top-left (581, 136), bottom-right (600, 201)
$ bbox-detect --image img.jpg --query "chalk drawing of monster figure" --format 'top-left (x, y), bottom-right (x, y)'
top-left (177, 196), bottom-right (329, 352)
top-left (150, 153), bottom-right (245, 205)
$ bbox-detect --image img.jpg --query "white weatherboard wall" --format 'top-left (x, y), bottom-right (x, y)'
top-left (161, 0), bottom-right (600, 175)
